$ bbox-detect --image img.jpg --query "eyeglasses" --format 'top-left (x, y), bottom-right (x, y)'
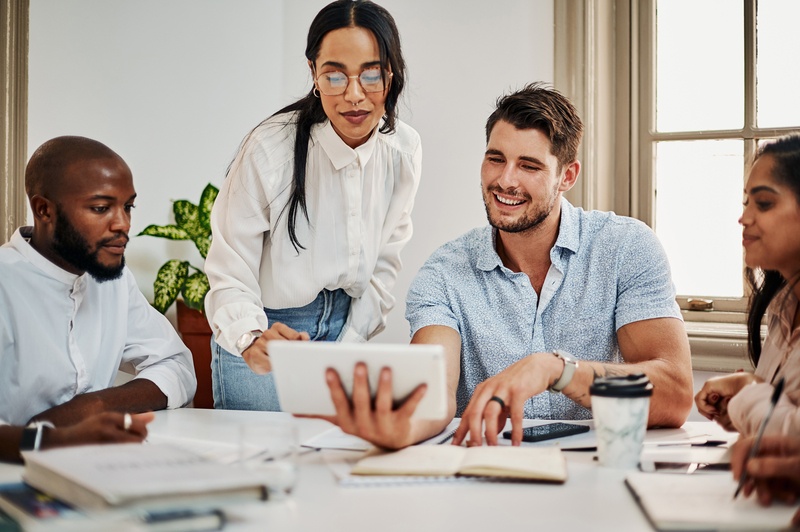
top-left (314, 68), bottom-right (392, 96)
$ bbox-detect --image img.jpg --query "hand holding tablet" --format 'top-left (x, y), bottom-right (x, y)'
top-left (268, 341), bottom-right (448, 420)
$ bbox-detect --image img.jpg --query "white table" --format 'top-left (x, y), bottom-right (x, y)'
top-left (0, 409), bottom-right (734, 531)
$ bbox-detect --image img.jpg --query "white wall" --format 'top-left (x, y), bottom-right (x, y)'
top-left (28, 0), bottom-right (553, 342)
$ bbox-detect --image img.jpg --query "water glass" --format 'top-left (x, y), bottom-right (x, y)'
top-left (239, 420), bottom-right (299, 500)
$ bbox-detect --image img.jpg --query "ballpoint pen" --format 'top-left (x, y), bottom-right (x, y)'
top-left (733, 376), bottom-right (785, 499)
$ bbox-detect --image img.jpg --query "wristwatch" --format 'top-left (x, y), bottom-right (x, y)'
top-left (235, 330), bottom-right (263, 355)
top-left (19, 421), bottom-right (55, 452)
top-left (549, 350), bottom-right (579, 393)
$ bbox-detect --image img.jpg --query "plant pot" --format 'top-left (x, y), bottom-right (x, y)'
top-left (176, 299), bottom-right (214, 408)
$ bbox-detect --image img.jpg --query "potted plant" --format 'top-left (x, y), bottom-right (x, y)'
top-left (138, 183), bottom-right (218, 408)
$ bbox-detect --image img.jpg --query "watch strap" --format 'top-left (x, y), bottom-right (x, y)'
top-left (549, 350), bottom-right (578, 393)
top-left (20, 421), bottom-right (55, 452)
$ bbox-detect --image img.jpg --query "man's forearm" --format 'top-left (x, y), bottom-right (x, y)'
top-left (30, 379), bottom-right (167, 426)
top-left (564, 359), bottom-right (693, 428)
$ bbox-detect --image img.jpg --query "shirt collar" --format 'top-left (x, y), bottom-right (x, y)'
top-left (553, 197), bottom-right (580, 255)
top-left (11, 226), bottom-right (84, 286)
top-left (475, 197), bottom-right (580, 272)
top-left (312, 119), bottom-right (380, 170)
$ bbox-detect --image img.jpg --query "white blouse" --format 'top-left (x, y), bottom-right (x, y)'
top-left (729, 286), bottom-right (800, 436)
top-left (205, 113), bottom-right (422, 354)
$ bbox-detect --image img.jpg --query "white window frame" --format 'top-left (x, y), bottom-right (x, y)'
top-left (553, 0), bottom-right (779, 371)
top-left (0, 0), bottom-right (29, 245)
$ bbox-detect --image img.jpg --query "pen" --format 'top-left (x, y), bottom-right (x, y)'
top-left (733, 376), bottom-right (785, 499)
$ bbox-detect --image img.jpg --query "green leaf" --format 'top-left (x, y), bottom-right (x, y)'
top-left (194, 236), bottom-right (211, 259)
top-left (182, 272), bottom-right (210, 312)
top-left (173, 200), bottom-right (201, 235)
top-left (153, 260), bottom-right (189, 313)
top-left (138, 224), bottom-right (191, 241)
top-left (198, 184), bottom-right (219, 233)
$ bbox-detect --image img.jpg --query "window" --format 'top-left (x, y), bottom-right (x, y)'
top-left (640, 0), bottom-right (800, 319)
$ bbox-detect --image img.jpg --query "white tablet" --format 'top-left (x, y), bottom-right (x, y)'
top-left (268, 341), bottom-right (448, 420)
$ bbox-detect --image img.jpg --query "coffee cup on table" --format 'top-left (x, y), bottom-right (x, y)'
top-left (590, 373), bottom-right (653, 469)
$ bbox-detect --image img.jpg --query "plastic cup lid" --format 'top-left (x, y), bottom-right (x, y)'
top-left (589, 373), bottom-right (653, 398)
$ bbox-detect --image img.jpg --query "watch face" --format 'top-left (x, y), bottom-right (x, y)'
top-left (236, 332), bottom-right (254, 352)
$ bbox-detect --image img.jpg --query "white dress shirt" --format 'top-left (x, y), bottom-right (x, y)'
top-left (205, 113), bottom-right (422, 353)
top-left (0, 228), bottom-right (196, 425)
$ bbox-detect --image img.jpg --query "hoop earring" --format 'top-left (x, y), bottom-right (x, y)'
top-left (313, 87), bottom-right (320, 98)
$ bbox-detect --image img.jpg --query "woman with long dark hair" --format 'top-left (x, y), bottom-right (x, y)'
top-left (696, 134), bottom-right (800, 435)
top-left (204, 0), bottom-right (421, 411)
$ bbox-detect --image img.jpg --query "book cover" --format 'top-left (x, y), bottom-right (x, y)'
top-left (21, 443), bottom-right (268, 512)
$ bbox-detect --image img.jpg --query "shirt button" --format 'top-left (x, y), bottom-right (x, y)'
top-left (350, 211), bottom-right (357, 217)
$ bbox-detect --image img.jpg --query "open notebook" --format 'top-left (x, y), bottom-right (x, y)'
top-left (625, 472), bottom-right (798, 531)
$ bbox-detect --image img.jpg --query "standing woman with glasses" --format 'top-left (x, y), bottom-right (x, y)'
top-left (204, 0), bottom-right (421, 410)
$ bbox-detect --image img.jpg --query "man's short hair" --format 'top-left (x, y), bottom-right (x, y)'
top-left (25, 136), bottom-right (123, 200)
top-left (485, 82), bottom-right (584, 170)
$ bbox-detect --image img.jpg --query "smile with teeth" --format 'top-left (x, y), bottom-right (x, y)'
top-left (495, 194), bottom-right (525, 206)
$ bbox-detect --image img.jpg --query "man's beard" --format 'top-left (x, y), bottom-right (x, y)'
top-left (483, 185), bottom-right (558, 234)
top-left (52, 211), bottom-right (126, 282)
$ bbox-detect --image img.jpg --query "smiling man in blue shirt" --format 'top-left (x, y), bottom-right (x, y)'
top-left (313, 82), bottom-right (693, 450)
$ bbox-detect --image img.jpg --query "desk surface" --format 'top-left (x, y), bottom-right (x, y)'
top-left (0, 409), bottom-right (735, 532)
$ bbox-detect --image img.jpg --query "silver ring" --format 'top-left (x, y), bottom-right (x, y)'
top-left (123, 413), bottom-right (132, 431)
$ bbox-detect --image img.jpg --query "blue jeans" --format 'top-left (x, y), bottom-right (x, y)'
top-left (211, 288), bottom-right (351, 411)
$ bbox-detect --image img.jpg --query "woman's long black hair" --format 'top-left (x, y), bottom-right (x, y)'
top-left (746, 134), bottom-right (800, 366)
top-left (270, 0), bottom-right (406, 252)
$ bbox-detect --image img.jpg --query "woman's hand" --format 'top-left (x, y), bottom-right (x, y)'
top-left (242, 322), bottom-right (310, 374)
top-left (731, 435), bottom-right (800, 526)
top-left (694, 372), bottom-right (761, 430)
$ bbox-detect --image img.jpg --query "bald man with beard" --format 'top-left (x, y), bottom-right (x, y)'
top-left (0, 136), bottom-right (195, 460)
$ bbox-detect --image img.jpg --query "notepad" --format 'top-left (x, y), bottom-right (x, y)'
top-left (351, 445), bottom-right (567, 482)
top-left (625, 471), bottom-right (798, 531)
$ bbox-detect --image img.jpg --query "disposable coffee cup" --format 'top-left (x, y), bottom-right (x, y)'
top-left (590, 374), bottom-right (653, 469)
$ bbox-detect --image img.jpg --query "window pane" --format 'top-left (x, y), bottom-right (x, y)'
top-left (756, 0), bottom-right (800, 127)
top-left (655, 140), bottom-right (744, 298)
top-left (656, 0), bottom-right (743, 132)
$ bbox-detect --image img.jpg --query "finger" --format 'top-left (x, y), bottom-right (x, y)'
top-left (467, 386), bottom-right (493, 447)
top-left (397, 383), bottom-right (427, 419)
top-left (484, 398), bottom-right (502, 446)
top-left (325, 369), bottom-right (357, 433)
top-left (351, 363), bottom-right (374, 434)
top-left (749, 456), bottom-right (800, 480)
top-left (271, 322), bottom-right (308, 341)
top-left (731, 438), bottom-right (755, 480)
top-left (452, 417), bottom-right (470, 446)
top-left (509, 396), bottom-right (525, 446)
top-left (374, 367), bottom-right (394, 415)
top-left (128, 412), bottom-right (154, 437)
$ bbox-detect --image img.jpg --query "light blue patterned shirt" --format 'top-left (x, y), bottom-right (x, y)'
top-left (406, 199), bottom-right (681, 420)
